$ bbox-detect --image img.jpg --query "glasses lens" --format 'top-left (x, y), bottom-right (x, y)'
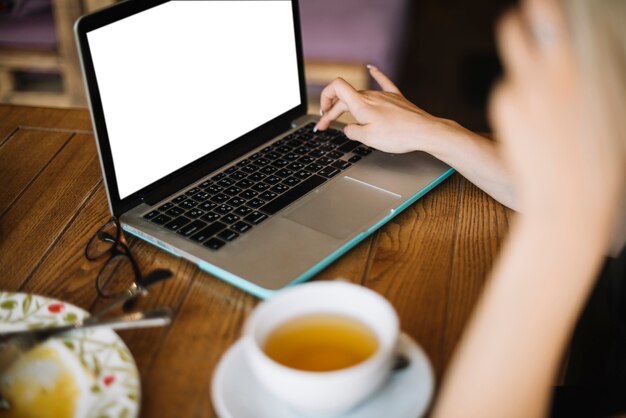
top-left (86, 219), bottom-right (119, 260)
top-left (97, 254), bottom-right (137, 298)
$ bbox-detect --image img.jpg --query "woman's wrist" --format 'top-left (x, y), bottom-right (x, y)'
top-left (415, 116), bottom-right (487, 164)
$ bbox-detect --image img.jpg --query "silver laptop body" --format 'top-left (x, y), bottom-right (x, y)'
top-left (75, 0), bottom-right (453, 298)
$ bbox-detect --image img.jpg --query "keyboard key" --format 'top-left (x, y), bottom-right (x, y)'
top-left (305, 163), bottom-right (323, 172)
top-left (222, 213), bottom-right (240, 224)
top-left (210, 193), bottom-right (230, 204)
top-left (260, 146), bottom-right (274, 153)
top-left (275, 168), bottom-right (294, 178)
top-left (236, 179), bottom-right (254, 189)
top-left (318, 167), bottom-right (341, 179)
top-left (199, 201), bottom-right (217, 211)
top-left (309, 149), bottom-right (326, 158)
top-left (201, 212), bottom-right (221, 222)
top-left (264, 175), bottom-right (282, 185)
top-left (179, 199), bottom-right (198, 210)
top-left (199, 180), bottom-right (212, 189)
top-left (320, 144), bottom-right (336, 152)
top-left (230, 171), bottom-right (246, 180)
top-left (164, 216), bottom-right (191, 231)
top-left (247, 172), bottom-right (267, 182)
top-left (260, 166), bottom-right (278, 175)
top-left (298, 155), bottom-right (315, 165)
top-left (259, 191), bottom-right (278, 201)
top-left (211, 173), bottom-right (227, 182)
top-left (276, 145), bottom-right (291, 154)
top-left (172, 195), bottom-right (187, 204)
top-left (186, 187), bottom-right (201, 196)
top-left (234, 206), bottom-right (253, 216)
top-left (251, 182), bottom-right (270, 192)
top-left (332, 160), bottom-right (352, 170)
top-left (255, 157), bottom-right (271, 166)
top-left (284, 153), bottom-right (299, 161)
top-left (166, 207), bottom-right (185, 217)
top-left (151, 214), bottom-right (172, 225)
top-left (217, 229), bottom-right (239, 242)
top-left (260, 175), bottom-right (326, 215)
top-left (338, 140), bottom-right (360, 153)
top-left (287, 162), bottom-right (304, 171)
top-left (227, 196), bottom-right (247, 207)
top-left (271, 159), bottom-right (289, 168)
top-left (317, 157), bottom-right (334, 166)
top-left (157, 202), bottom-right (174, 211)
top-left (203, 238), bottom-right (226, 250)
top-left (265, 151), bottom-right (281, 160)
top-left (231, 221), bottom-right (252, 234)
top-left (241, 164), bottom-right (259, 174)
top-left (207, 184), bottom-right (224, 194)
top-left (294, 146), bottom-right (312, 155)
top-left (282, 177), bottom-right (301, 187)
top-left (348, 155), bottom-right (362, 163)
top-left (217, 178), bottom-right (235, 187)
top-left (236, 158), bottom-right (251, 167)
top-left (185, 208), bottom-right (205, 218)
top-left (327, 151), bottom-right (344, 159)
top-left (271, 183), bottom-right (290, 194)
top-left (294, 170), bottom-right (312, 180)
top-left (177, 219), bottom-right (207, 237)
top-left (215, 204), bottom-right (234, 215)
top-left (240, 189), bottom-right (258, 199)
top-left (244, 211), bottom-right (268, 224)
top-left (191, 191), bottom-right (210, 202)
top-left (249, 152), bottom-right (263, 160)
top-left (143, 210), bottom-right (159, 220)
top-left (224, 186), bottom-right (243, 196)
top-left (194, 221), bottom-right (227, 243)
top-left (247, 198), bottom-right (265, 208)
top-left (330, 135), bottom-right (348, 146)
top-left (353, 147), bottom-right (372, 156)
top-left (300, 122), bottom-right (317, 131)
top-left (306, 140), bottom-right (321, 149)
top-left (225, 166), bottom-right (238, 174)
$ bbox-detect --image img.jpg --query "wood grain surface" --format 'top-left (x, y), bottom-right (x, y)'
top-left (0, 104), bottom-right (512, 417)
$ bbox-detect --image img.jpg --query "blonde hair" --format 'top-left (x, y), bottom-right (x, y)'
top-left (563, 0), bottom-right (626, 164)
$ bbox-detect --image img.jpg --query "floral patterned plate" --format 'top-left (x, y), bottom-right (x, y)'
top-left (0, 292), bottom-right (140, 418)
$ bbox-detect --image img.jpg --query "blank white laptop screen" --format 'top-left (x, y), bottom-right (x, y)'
top-left (87, 0), bottom-right (301, 199)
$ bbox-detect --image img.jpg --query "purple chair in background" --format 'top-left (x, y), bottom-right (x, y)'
top-left (0, 0), bottom-right (87, 107)
top-left (299, 0), bottom-right (409, 112)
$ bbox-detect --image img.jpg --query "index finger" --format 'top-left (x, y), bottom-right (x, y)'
top-left (320, 77), bottom-right (362, 115)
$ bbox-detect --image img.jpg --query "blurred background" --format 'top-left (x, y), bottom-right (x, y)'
top-left (0, 0), bottom-right (515, 131)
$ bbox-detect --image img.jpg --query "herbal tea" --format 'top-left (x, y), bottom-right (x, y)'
top-left (262, 313), bottom-right (379, 372)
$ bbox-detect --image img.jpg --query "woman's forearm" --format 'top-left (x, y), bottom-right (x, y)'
top-left (432, 216), bottom-right (609, 418)
top-left (421, 121), bottom-right (517, 210)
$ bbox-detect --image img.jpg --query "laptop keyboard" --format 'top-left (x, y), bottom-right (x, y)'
top-left (142, 123), bottom-right (373, 250)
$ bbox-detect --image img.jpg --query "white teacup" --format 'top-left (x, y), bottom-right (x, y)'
top-left (243, 281), bottom-right (399, 415)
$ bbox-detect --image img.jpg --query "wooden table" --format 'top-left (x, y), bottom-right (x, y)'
top-left (0, 104), bottom-right (511, 417)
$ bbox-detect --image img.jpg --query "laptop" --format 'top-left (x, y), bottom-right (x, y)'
top-left (74, 0), bottom-right (454, 299)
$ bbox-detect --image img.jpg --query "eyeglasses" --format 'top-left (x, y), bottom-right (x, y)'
top-left (85, 217), bottom-right (172, 315)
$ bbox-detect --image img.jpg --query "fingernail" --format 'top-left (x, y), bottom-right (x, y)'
top-left (313, 125), bottom-right (318, 133)
top-left (366, 64), bottom-right (376, 70)
top-left (320, 109), bottom-right (324, 116)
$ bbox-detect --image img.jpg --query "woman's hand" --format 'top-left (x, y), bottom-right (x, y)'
top-left (435, 1), bottom-right (625, 417)
top-left (314, 66), bottom-right (459, 154)
top-left (490, 0), bottom-right (623, 228)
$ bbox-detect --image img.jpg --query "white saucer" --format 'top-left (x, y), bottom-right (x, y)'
top-left (211, 333), bottom-right (434, 418)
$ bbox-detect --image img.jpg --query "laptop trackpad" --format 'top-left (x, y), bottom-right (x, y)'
top-left (285, 177), bottom-right (401, 240)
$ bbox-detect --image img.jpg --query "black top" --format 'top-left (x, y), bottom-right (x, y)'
top-left (551, 243), bottom-right (626, 417)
